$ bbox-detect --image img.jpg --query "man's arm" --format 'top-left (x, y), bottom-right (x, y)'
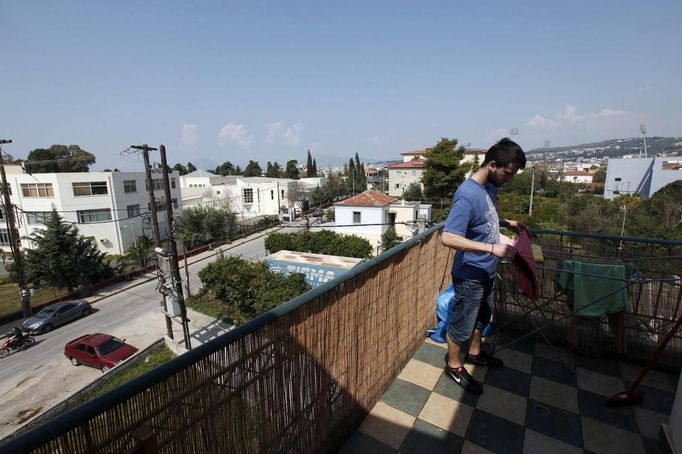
top-left (441, 231), bottom-right (517, 260)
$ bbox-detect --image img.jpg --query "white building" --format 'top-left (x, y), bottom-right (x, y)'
top-left (331, 190), bottom-right (397, 251)
top-left (388, 159), bottom-right (426, 197)
top-left (180, 169), bottom-right (233, 188)
top-left (559, 171), bottom-right (594, 184)
top-left (604, 157), bottom-right (682, 200)
top-left (1, 170), bottom-right (182, 255)
top-left (180, 173), bottom-right (328, 220)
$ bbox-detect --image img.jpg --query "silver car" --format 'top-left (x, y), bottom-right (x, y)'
top-left (22, 300), bottom-right (93, 334)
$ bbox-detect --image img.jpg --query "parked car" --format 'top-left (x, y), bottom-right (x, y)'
top-left (22, 300), bottom-right (92, 334)
top-left (64, 333), bottom-right (138, 372)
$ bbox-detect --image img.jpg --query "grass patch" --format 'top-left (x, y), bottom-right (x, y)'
top-left (185, 294), bottom-right (235, 324)
top-left (80, 344), bottom-right (175, 402)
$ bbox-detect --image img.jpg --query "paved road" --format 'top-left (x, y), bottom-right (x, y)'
top-left (0, 221), bottom-right (305, 439)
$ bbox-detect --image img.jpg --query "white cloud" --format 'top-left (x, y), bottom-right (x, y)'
top-left (596, 108), bottom-right (628, 117)
top-left (180, 123), bottom-right (199, 145)
top-left (487, 128), bottom-right (510, 141)
top-left (217, 123), bottom-right (252, 148)
top-left (266, 121), bottom-right (304, 147)
top-left (557, 104), bottom-right (584, 123)
top-left (524, 114), bottom-right (559, 129)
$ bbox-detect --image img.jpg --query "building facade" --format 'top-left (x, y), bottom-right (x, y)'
top-left (1, 171), bottom-right (181, 255)
top-left (604, 157), bottom-right (682, 200)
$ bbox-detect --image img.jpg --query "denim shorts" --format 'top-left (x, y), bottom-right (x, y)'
top-left (446, 277), bottom-right (495, 346)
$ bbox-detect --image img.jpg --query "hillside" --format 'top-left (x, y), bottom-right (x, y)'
top-left (526, 136), bottom-right (682, 162)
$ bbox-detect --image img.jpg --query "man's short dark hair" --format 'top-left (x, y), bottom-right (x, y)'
top-left (481, 138), bottom-right (526, 169)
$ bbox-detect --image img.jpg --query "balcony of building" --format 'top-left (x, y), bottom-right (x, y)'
top-left (1, 226), bottom-right (680, 453)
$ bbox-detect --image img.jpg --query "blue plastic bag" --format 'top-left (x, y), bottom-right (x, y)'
top-left (427, 283), bottom-right (493, 343)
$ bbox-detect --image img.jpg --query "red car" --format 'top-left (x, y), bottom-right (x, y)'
top-left (64, 333), bottom-right (138, 372)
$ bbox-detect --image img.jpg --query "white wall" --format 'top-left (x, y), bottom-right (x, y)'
top-left (335, 206), bottom-right (387, 236)
top-left (388, 168), bottom-right (424, 197)
top-left (2, 171), bottom-right (181, 255)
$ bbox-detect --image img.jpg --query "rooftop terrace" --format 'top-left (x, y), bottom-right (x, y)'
top-left (1, 226), bottom-right (680, 453)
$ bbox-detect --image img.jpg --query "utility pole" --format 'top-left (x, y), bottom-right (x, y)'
top-left (0, 140), bottom-right (31, 317)
top-left (130, 144), bottom-right (174, 340)
top-left (159, 145), bottom-right (192, 349)
top-left (528, 167), bottom-right (536, 216)
top-left (544, 140), bottom-right (551, 164)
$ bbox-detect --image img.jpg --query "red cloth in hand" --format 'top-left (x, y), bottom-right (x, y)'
top-left (513, 230), bottom-right (539, 300)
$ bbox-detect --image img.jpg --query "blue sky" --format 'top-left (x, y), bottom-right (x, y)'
top-left (2, 1), bottom-right (681, 171)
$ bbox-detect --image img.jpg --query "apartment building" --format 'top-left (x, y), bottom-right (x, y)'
top-left (1, 170), bottom-right (181, 255)
top-left (388, 147), bottom-right (485, 197)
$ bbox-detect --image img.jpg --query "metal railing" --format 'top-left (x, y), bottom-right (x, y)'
top-left (2, 226), bottom-right (681, 453)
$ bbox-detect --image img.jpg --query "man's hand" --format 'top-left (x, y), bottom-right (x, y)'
top-left (491, 243), bottom-right (517, 260)
top-left (506, 220), bottom-right (528, 234)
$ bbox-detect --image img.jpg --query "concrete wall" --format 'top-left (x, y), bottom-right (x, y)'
top-left (388, 168), bottom-right (423, 197)
top-left (335, 206), bottom-right (386, 236)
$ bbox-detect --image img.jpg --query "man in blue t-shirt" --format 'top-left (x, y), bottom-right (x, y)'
top-left (441, 138), bottom-right (527, 394)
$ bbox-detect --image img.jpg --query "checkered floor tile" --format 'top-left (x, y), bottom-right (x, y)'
top-left (339, 334), bottom-right (678, 454)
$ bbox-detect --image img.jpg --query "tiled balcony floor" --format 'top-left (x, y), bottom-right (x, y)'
top-left (339, 332), bottom-right (679, 454)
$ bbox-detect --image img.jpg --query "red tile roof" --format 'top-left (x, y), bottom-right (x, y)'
top-left (389, 159), bottom-right (427, 169)
top-left (335, 190), bottom-right (397, 207)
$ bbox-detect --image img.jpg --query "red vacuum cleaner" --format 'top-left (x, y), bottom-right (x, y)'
top-left (607, 312), bottom-right (682, 407)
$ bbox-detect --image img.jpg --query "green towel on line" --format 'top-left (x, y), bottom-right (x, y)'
top-left (556, 260), bottom-right (631, 317)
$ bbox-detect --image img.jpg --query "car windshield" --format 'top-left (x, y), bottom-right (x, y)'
top-left (96, 338), bottom-right (124, 356)
top-left (35, 308), bottom-right (57, 318)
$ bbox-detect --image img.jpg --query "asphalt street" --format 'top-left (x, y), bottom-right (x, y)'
top-left (0, 221), bottom-right (305, 439)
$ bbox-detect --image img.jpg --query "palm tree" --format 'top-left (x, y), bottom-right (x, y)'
top-left (124, 235), bottom-right (154, 269)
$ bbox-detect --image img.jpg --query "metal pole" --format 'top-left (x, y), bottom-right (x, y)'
top-left (130, 221), bottom-right (137, 248)
top-left (619, 205), bottom-right (627, 251)
top-left (159, 145), bottom-right (192, 350)
top-left (132, 144), bottom-right (174, 340)
top-left (528, 167), bottom-right (535, 216)
top-left (0, 140), bottom-right (31, 317)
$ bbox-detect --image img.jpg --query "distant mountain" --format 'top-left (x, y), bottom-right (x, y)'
top-left (526, 137), bottom-right (682, 162)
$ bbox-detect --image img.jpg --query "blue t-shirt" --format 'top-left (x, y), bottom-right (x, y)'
top-left (444, 178), bottom-right (500, 281)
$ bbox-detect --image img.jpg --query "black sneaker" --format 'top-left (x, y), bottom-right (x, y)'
top-left (464, 350), bottom-right (504, 368)
top-left (444, 365), bottom-right (484, 394)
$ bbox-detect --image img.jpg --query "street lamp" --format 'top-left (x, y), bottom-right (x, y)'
top-left (618, 205), bottom-right (628, 251)
top-left (528, 167), bottom-right (536, 216)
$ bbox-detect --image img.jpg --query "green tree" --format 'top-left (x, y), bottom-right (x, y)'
top-left (312, 158), bottom-right (318, 176)
top-left (177, 206), bottom-right (238, 247)
top-left (23, 210), bottom-right (113, 292)
top-left (24, 145), bottom-right (96, 173)
top-left (197, 255), bottom-right (310, 323)
top-left (265, 230), bottom-right (373, 258)
top-left (187, 162), bottom-right (197, 173)
top-left (403, 182), bottom-right (423, 200)
top-left (173, 163), bottom-right (188, 175)
top-left (421, 138), bottom-right (467, 200)
top-left (285, 160), bottom-right (300, 179)
top-left (214, 161), bottom-right (235, 176)
top-left (306, 150), bottom-right (314, 177)
top-left (265, 161), bottom-right (283, 178)
top-left (379, 226), bottom-right (400, 252)
top-left (592, 168), bottom-right (606, 183)
top-left (243, 160), bottom-right (262, 177)
top-left (124, 234), bottom-right (154, 268)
